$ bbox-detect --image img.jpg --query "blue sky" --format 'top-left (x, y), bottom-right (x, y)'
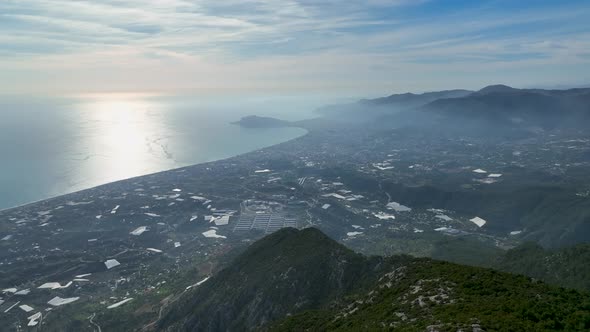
top-left (1, 0), bottom-right (589, 96)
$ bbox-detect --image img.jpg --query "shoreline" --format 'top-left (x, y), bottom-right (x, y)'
top-left (0, 124), bottom-right (311, 213)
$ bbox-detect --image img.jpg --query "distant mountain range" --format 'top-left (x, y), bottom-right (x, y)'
top-left (318, 84), bottom-right (590, 130)
top-left (422, 85), bottom-right (590, 129)
top-left (157, 228), bottom-right (590, 331)
top-left (360, 89), bottom-right (472, 107)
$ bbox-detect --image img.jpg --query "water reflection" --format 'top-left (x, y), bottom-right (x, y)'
top-left (76, 94), bottom-right (173, 186)
top-left (0, 93), bottom-right (311, 209)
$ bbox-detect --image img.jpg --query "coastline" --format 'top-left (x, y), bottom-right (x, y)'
top-left (0, 123), bottom-right (311, 213)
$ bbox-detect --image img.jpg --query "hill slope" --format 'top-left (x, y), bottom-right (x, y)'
top-left (157, 228), bottom-right (391, 331)
top-left (422, 85), bottom-right (590, 129)
top-left (360, 89), bottom-right (473, 107)
top-left (158, 228), bottom-right (590, 331)
top-left (495, 242), bottom-right (590, 292)
top-left (316, 89), bottom-right (473, 121)
top-left (316, 85), bottom-right (590, 132)
top-left (274, 257), bottom-right (590, 331)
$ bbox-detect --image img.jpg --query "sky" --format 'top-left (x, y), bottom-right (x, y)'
top-left (1, 0), bottom-right (589, 96)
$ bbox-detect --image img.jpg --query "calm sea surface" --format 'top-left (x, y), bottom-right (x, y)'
top-left (0, 93), bottom-right (330, 210)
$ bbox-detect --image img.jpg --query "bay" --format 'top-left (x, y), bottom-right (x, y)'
top-left (0, 93), bottom-right (328, 210)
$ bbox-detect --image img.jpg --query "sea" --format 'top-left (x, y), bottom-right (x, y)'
top-left (0, 93), bottom-right (335, 210)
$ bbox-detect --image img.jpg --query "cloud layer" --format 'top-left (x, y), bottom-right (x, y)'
top-left (1, 0), bottom-right (589, 95)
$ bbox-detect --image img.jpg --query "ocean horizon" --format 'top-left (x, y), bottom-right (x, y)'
top-left (0, 93), bottom-right (338, 210)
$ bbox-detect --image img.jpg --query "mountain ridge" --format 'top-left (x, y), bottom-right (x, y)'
top-left (360, 89), bottom-right (473, 106)
top-left (420, 85), bottom-right (590, 129)
top-left (495, 242), bottom-right (590, 291)
top-left (157, 228), bottom-right (590, 331)
top-left (157, 228), bottom-right (392, 331)
top-left (314, 84), bottom-right (590, 130)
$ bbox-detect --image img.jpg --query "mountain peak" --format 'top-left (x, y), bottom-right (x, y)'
top-left (157, 227), bottom-right (378, 331)
top-left (475, 84), bottom-right (518, 95)
top-left (159, 227), bottom-right (590, 331)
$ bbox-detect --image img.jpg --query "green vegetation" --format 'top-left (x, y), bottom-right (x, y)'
top-left (157, 228), bottom-right (392, 331)
top-left (158, 228), bottom-right (590, 331)
top-left (430, 236), bottom-right (504, 267)
top-left (495, 242), bottom-right (590, 292)
top-left (274, 259), bottom-right (590, 331)
top-left (381, 181), bottom-right (590, 247)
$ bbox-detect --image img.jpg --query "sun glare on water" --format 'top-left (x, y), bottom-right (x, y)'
top-left (76, 94), bottom-right (172, 184)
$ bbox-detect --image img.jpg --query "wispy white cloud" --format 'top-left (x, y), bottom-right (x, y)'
top-left (0, 0), bottom-right (589, 94)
